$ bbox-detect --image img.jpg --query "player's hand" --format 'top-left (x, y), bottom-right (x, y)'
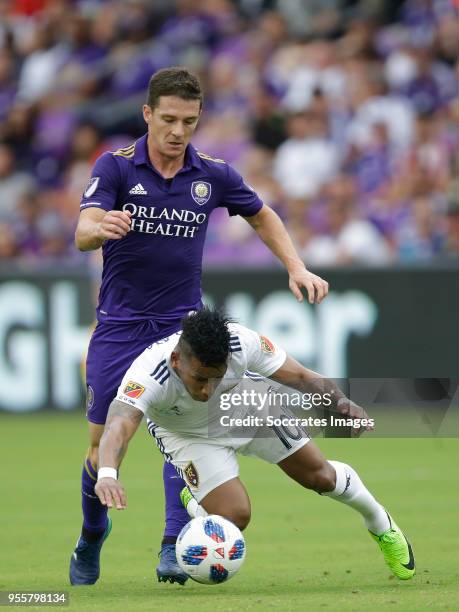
top-left (288, 265), bottom-right (329, 304)
top-left (97, 210), bottom-right (132, 241)
top-left (337, 399), bottom-right (374, 437)
top-left (95, 477), bottom-right (127, 510)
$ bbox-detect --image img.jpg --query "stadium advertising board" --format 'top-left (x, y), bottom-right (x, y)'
top-left (0, 266), bottom-right (457, 414)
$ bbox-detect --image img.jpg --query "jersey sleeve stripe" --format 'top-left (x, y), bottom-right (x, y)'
top-left (156, 371), bottom-right (170, 385)
top-left (112, 142), bottom-right (136, 158)
top-left (150, 359), bottom-right (170, 384)
top-left (244, 370), bottom-right (265, 381)
top-left (196, 151), bottom-right (226, 164)
top-left (153, 365), bottom-right (168, 381)
top-left (112, 142), bottom-right (135, 153)
top-left (150, 359), bottom-right (167, 377)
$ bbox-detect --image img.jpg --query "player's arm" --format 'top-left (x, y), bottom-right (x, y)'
top-left (75, 207), bottom-right (132, 251)
top-left (269, 355), bottom-right (373, 434)
top-left (243, 204), bottom-right (328, 304)
top-left (94, 399), bottom-right (144, 510)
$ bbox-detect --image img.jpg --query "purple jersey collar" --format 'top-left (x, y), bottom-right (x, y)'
top-left (133, 133), bottom-right (202, 172)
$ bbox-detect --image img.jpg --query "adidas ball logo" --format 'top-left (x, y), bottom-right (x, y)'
top-left (129, 183), bottom-right (147, 195)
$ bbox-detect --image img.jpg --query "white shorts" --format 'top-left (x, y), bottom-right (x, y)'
top-left (147, 418), bottom-right (310, 502)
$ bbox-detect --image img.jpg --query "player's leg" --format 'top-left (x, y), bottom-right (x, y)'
top-left (162, 461), bottom-right (193, 545)
top-left (198, 478), bottom-right (251, 530)
top-left (151, 430), bottom-right (247, 527)
top-left (70, 347), bottom-right (117, 588)
top-left (81, 423), bottom-right (108, 537)
top-left (156, 462), bottom-right (192, 585)
top-left (278, 441), bottom-right (415, 579)
top-left (278, 441), bottom-right (390, 531)
top-left (71, 321), bottom-right (171, 585)
top-left (180, 477), bottom-right (250, 530)
top-left (70, 419), bottom-right (114, 586)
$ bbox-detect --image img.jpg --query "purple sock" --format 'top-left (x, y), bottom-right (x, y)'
top-left (82, 458), bottom-right (108, 536)
top-left (163, 462), bottom-right (189, 539)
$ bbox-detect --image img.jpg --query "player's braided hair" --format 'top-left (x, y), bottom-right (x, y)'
top-left (180, 308), bottom-right (231, 366)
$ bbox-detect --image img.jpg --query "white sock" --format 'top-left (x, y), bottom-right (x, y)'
top-left (323, 460), bottom-right (391, 536)
top-left (185, 496), bottom-right (208, 519)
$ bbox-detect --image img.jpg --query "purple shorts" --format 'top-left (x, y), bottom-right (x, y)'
top-left (85, 318), bottom-right (181, 424)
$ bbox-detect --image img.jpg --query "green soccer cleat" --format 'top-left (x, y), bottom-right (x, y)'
top-left (370, 514), bottom-right (415, 580)
top-left (180, 486), bottom-right (194, 514)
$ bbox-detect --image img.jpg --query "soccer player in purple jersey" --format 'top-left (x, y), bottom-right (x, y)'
top-left (69, 67), bottom-right (329, 586)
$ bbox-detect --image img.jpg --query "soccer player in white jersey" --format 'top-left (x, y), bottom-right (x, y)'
top-left (94, 309), bottom-right (415, 581)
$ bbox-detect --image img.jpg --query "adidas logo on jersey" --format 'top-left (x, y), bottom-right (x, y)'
top-left (129, 183), bottom-right (148, 195)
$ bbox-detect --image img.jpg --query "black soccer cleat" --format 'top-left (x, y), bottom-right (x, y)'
top-left (69, 518), bottom-right (112, 585)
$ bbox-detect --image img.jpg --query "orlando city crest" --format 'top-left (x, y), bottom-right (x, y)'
top-left (191, 181), bottom-right (211, 205)
top-left (86, 384), bottom-right (94, 411)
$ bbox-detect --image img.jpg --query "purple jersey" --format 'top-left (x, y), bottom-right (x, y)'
top-left (80, 134), bottom-right (263, 324)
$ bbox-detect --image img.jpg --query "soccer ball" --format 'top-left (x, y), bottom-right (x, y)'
top-left (176, 515), bottom-right (246, 584)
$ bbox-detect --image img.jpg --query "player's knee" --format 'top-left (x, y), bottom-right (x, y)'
top-left (225, 505), bottom-right (251, 531)
top-left (307, 463), bottom-right (336, 493)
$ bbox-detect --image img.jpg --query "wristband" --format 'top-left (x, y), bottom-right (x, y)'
top-left (98, 467), bottom-right (118, 480)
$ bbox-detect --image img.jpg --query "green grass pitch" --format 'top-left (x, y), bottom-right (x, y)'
top-left (1, 412), bottom-right (458, 611)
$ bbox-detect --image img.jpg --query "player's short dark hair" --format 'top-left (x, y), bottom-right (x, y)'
top-left (147, 67), bottom-right (203, 110)
top-left (180, 308), bottom-right (231, 367)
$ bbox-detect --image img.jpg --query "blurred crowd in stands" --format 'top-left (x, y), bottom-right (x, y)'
top-left (0, 0), bottom-right (458, 266)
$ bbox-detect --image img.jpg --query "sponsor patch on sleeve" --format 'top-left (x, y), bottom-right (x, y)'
top-left (260, 335), bottom-right (275, 354)
top-left (123, 381), bottom-right (145, 399)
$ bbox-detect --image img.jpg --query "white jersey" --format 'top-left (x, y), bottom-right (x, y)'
top-left (115, 323), bottom-right (286, 437)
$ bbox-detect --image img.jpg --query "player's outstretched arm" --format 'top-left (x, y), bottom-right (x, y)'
top-left (75, 207), bottom-right (132, 251)
top-left (95, 399), bottom-right (144, 510)
top-left (243, 204), bottom-right (328, 304)
top-left (269, 355), bottom-right (374, 436)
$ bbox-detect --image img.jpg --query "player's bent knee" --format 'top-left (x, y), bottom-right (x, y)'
top-left (216, 504), bottom-right (250, 531)
top-left (308, 464), bottom-right (336, 493)
top-left (227, 506), bottom-right (251, 531)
